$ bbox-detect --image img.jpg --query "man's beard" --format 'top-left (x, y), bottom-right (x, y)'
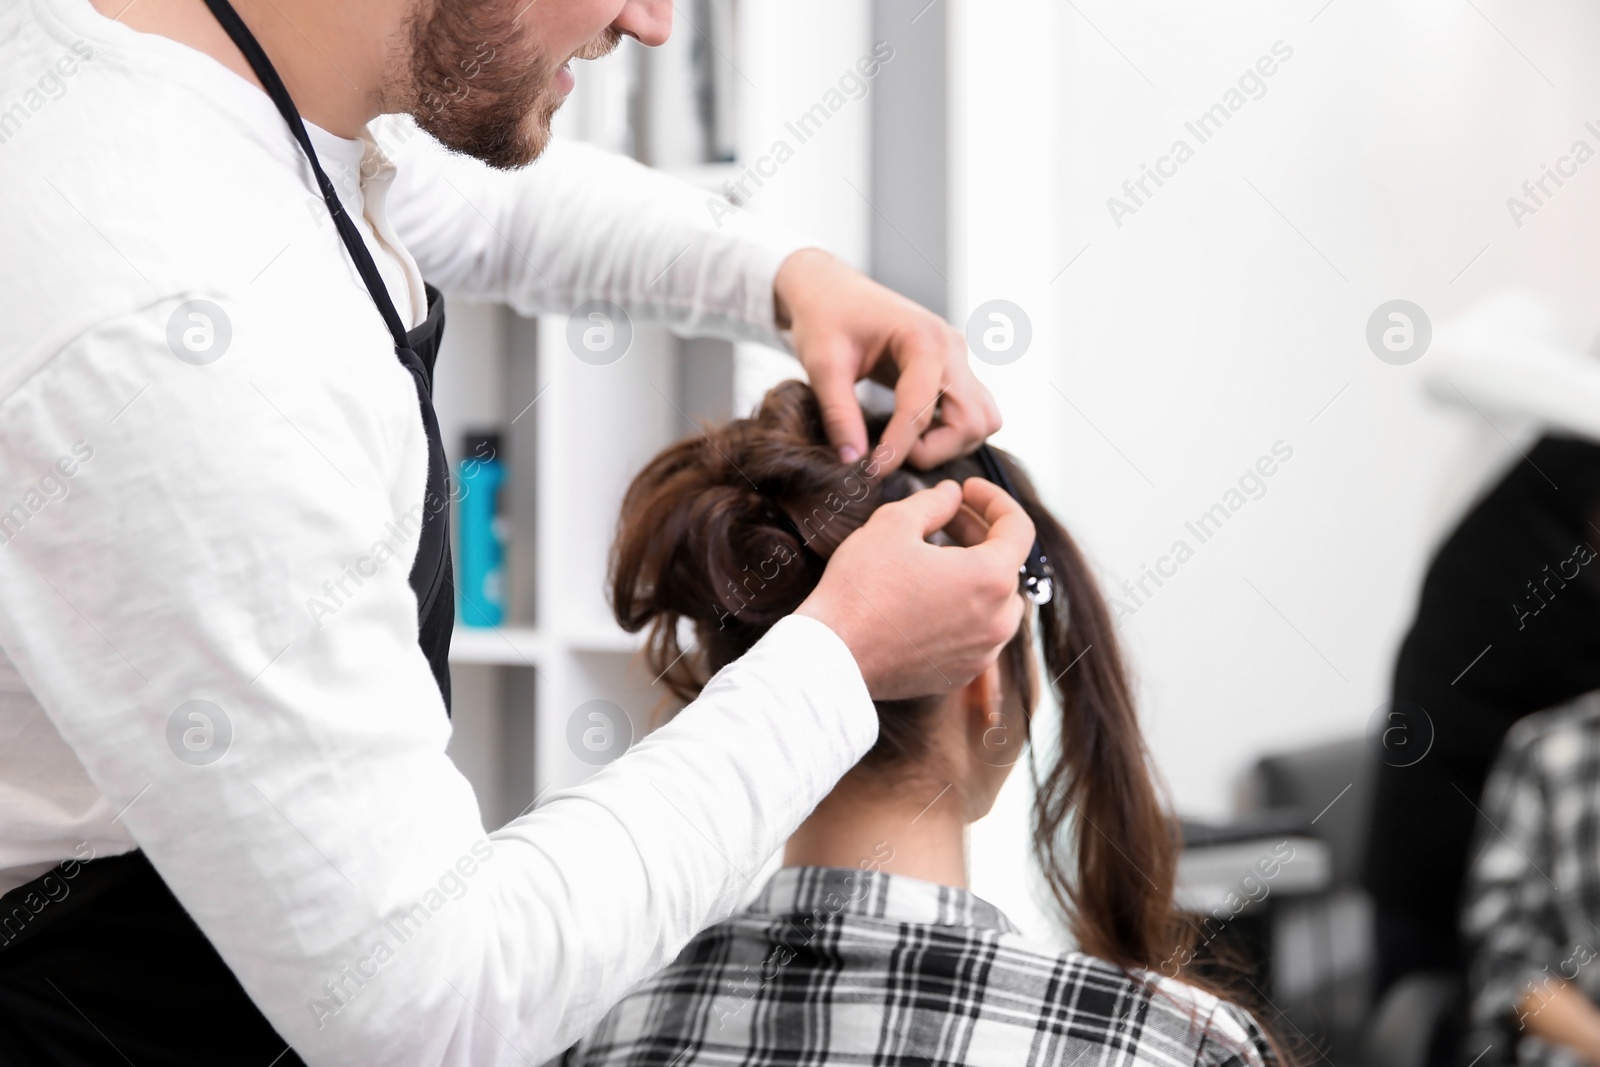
top-left (405, 4), bottom-right (620, 171)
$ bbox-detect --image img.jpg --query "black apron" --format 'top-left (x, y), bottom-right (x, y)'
top-left (0, 1), bottom-right (455, 1060)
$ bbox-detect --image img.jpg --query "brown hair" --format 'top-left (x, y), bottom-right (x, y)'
top-left (609, 380), bottom-right (1280, 1054)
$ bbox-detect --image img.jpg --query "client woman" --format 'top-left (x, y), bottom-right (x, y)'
top-left (563, 381), bottom-right (1277, 1067)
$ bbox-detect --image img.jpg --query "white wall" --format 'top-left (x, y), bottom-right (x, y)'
top-left (953, 0), bottom-right (1600, 846)
top-left (734, 2), bottom-right (874, 268)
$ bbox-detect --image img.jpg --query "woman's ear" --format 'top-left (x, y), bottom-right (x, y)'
top-left (961, 659), bottom-right (1021, 777)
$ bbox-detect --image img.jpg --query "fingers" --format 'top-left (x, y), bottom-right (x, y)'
top-left (960, 477), bottom-right (1036, 571)
top-left (876, 329), bottom-right (947, 472)
top-left (908, 380), bottom-right (1001, 468)
top-left (942, 502), bottom-right (991, 549)
top-left (950, 479), bottom-right (1032, 661)
top-left (991, 591), bottom-right (1029, 661)
top-left (908, 423), bottom-right (968, 470)
top-left (805, 306), bottom-right (1002, 472)
top-left (876, 479), bottom-right (963, 538)
top-left (807, 337), bottom-right (870, 464)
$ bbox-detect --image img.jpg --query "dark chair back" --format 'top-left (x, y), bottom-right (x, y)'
top-left (1251, 737), bottom-right (1374, 888)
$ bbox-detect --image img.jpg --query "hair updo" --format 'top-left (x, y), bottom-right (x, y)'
top-left (608, 378), bottom-right (1197, 974)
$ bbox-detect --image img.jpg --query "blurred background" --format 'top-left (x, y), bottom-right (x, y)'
top-left (427, 2), bottom-right (1600, 1063)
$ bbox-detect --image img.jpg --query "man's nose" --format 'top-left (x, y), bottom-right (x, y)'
top-left (614, 0), bottom-right (673, 47)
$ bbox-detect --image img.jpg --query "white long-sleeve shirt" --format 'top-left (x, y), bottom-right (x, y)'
top-left (0, 1), bottom-right (877, 1063)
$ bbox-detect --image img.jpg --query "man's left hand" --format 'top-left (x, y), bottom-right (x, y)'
top-left (773, 248), bottom-right (1001, 472)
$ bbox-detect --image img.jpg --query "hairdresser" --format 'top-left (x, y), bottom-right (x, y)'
top-left (0, 0), bottom-right (1033, 1063)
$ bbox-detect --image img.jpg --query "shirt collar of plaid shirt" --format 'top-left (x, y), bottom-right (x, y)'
top-left (747, 865), bottom-right (1023, 937)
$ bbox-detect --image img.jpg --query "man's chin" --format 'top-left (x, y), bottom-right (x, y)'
top-left (492, 109), bottom-right (560, 171)
top-left (420, 100), bottom-right (560, 172)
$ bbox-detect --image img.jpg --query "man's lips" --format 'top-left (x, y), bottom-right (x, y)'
top-left (553, 61), bottom-right (575, 96)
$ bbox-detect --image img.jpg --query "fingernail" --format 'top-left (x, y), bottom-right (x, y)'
top-left (840, 445), bottom-right (861, 464)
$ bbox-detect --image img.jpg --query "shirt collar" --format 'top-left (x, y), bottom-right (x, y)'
top-left (748, 866), bottom-right (1022, 935)
top-left (302, 122), bottom-right (399, 201)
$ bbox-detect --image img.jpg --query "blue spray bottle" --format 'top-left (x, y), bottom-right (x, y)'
top-left (457, 431), bottom-right (507, 628)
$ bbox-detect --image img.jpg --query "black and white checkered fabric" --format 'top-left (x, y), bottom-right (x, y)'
top-left (561, 866), bottom-right (1274, 1067)
top-left (1463, 691), bottom-right (1600, 1067)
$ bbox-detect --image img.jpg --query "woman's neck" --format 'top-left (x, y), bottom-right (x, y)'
top-left (783, 769), bottom-right (971, 888)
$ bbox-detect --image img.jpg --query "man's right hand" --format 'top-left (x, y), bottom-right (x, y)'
top-left (796, 478), bottom-right (1035, 700)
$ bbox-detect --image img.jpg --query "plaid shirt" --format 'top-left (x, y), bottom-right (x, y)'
top-left (561, 866), bottom-right (1274, 1067)
top-left (1463, 691), bottom-right (1600, 1067)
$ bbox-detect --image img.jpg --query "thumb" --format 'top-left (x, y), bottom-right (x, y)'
top-left (807, 339), bottom-right (870, 464)
top-left (879, 479), bottom-right (963, 538)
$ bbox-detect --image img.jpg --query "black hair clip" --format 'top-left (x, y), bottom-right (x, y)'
top-left (973, 444), bottom-right (1055, 607)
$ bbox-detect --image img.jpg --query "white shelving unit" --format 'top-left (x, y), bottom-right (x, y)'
top-left (432, 3), bottom-right (876, 829)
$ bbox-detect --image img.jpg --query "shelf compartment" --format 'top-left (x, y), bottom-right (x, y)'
top-left (448, 626), bottom-right (548, 666)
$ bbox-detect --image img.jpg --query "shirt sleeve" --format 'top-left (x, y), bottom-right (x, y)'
top-left (377, 118), bottom-right (813, 352)
top-left (0, 300), bottom-right (877, 1065)
top-left (1462, 722), bottom-right (1564, 1040)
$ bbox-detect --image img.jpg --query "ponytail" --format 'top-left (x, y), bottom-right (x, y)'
top-left (609, 381), bottom-right (1284, 1060)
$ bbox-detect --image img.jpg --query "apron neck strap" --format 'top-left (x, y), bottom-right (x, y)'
top-left (201, 0), bottom-right (411, 352)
